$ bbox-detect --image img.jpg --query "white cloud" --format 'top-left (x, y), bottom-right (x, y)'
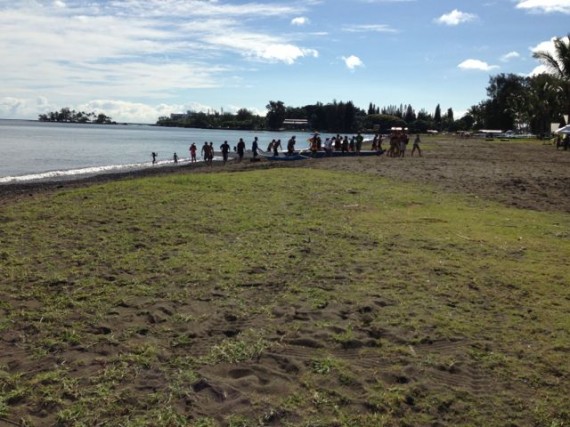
top-left (0, 96), bottom-right (260, 124)
top-left (501, 51), bottom-right (521, 62)
top-left (529, 65), bottom-right (549, 76)
top-left (458, 59), bottom-right (499, 71)
top-left (78, 100), bottom-right (168, 123)
top-left (92, 100), bottom-right (265, 123)
top-left (0, 97), bottom-right (29, 117)
top-left (203, 32), bottom-right (318, 64)
top-left (342, 24), bottom-right (397, 33)
top-left (530, 38), bottom-right (558, 57)
top-left (530, 36), bottom-right (570, 76)
top-left (0, 0), bottom-right (319, 120)
top-left (291, 16), bottom-right (310, 26)
top-left (515, 0), bottom-right (570, 14)
top-left (108, 0), bottom-right (302, 18)
top-left (435, 9), bottom-right (477, 26)
top-left (342, 55), bottom-right (365, 70)
top-left (225, 104), bottom-right (266, 116)
top-left (0, 96), bottom-right (58, 119)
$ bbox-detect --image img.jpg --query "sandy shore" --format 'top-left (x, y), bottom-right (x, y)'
top-left (0, 160), bottom-right (248, 201)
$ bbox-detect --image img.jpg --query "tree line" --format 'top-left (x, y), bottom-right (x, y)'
top-left (38, 108), bottom-right (116, 124)
top-left (156, 100), bottom-right (461, 134)
top-left (158, 34), bottom-right (569, 135)
top-left (468, 34), bottom-right (570, 135)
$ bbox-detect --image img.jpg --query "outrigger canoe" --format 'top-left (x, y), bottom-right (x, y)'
top-left (299, 149), bottom-right (385, 158)
top-left (264, 153), bottom-right (308, 161)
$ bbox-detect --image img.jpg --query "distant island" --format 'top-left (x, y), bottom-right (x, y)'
top-left (39, 108), bottom-right (116, 124)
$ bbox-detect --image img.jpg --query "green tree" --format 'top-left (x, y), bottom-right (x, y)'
top-left (417, 109), bottom-right (432, 122)
top-left (454, 114), bottom-right (475, 131)
top-left (433, 104), bottom-right (441, 130)
top-left (442, 107), bottom-right (454, 131)
top-left (467, 103), bottom-right (486, 130)
top-left (485, 73), bottom-right (527, 130)
top-left (367, 102), bottom-right (379, 115)
top-left (38, 108), bottom-right (114, 124)
top-left (95, 113), bottom-right (114, 124)
top-left (533, 34), bottom-right (570, 118)
top-left (236, 108), bottom-right (253, 121)
top-left (285, 106), bottom-right (308, 122)
top-left (410, 119), bottom-right (430, 133)
top-left (265, 100), bottom-right (286, 130)
top-left (382, 105), bottom-right (403, 117)
top-left (343, 101), bottom-right (357, 132)
top-left (363, 114), bottom-right (406, 133)
top-left (404, 105), bottom-right (416, 123)
top-left (526, 74), bottom-right (564, 135)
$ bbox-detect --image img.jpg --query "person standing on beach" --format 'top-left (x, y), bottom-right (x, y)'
top-left (356, 132), bottom-right (364, 154)
top-left (252, 137), bottom-right (259, 160)
top-left (411, 134), bottom-right (422, 157)
top-left (267, 140), bottom-right (275, 152)
top-left (400, 132), bottom-right (409, 157)
top-left (334, 136), bottom-right (341, 151)
top-left (173, 152), bottom-right (178, 163)
top-left (237, 138), bottom-right (246, 162)
top-left (201, 142), bottom-right (212, 166)
top-left (220, 140), bottom-right (231, 164)
top-left (388, 132), bottom-right (398, 157)
top-left (287, 136), bottom-right (296, 155)
top-left (273, 139), bottom-right (282, 156)
top-left (151, 152), bottom-right (157, 164)
top-left (342, 136), bottom-right (349, 153)
top-left (376, 134), bottom-right (384, 155)
top-left (209, 142), bottom-right (215, 164)
top-left (324, 137), bottom-right (333, 155)
top-left (190, 143), bottom-right (197, 162)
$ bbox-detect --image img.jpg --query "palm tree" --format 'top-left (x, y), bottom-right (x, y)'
top-left (533, 34), bottom-right (570, 118)
top-left (526, 74), bottom-right (564, 135)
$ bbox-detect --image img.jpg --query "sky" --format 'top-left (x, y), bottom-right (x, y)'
top-left (0, 0), bottom-right (569, 124)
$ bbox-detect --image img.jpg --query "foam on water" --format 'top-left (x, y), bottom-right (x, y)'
top-left (0, 158), bottom-right (196, 184)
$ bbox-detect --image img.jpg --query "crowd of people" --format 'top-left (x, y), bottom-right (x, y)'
top-left (386, 130), bottom-right (422, 157)
top-left (151, 130), bottom-right (423, 165)
top-left (302, 130), bottom-right (422, 157)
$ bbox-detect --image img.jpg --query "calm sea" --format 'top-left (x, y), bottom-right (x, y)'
top-left (0, 119), bottom-right (317, 184)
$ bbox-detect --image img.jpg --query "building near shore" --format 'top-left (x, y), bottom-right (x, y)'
top-left (283, 119), bottom-right (309, 130)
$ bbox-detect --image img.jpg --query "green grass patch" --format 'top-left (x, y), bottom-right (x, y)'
top-left (0, 167), bottom-right (568, 426)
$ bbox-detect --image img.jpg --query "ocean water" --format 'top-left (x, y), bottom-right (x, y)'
top-left (0, 119), bottom-right (316, 183)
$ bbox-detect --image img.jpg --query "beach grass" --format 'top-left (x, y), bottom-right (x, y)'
top-left (1, 167), bottom-right (569, 426)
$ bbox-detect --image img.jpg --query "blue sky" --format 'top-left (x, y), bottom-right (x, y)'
top-left (0, 0), bottom-right (569, 123)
